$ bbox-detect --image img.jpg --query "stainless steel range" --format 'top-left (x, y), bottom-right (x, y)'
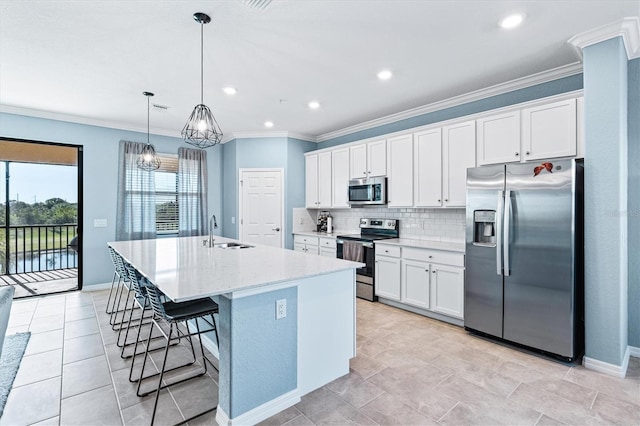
top-left (336, 218), bottom-right (399, 301)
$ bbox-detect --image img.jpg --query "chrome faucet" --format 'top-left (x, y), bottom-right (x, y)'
top-left (208, 214), bottom-right (218, 247)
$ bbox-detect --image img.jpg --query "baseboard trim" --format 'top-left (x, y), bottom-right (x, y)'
top-left (584, 346), bottom-right (631, 378)
top-left (215, 389), bottom-right (301, 426)
top-left (629, 345), bottom-right (640, 358)
top-left (81, 282), bottom-right (113, 292)
top-left (199, 331), bottom-right (220, 359)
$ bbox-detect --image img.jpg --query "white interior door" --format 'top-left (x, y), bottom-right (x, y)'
top-left (240, 169), bottom-right (284, 248)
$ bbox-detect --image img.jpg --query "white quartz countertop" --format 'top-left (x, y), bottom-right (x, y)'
top-left (108, 236), bottom-right (363, 302)
top-left (375, 238), bottom-right (466, 253)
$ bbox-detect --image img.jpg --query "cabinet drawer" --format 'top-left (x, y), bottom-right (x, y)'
top-left (402, 247), bottom-right (464, 267)
top-left (376, 244), bottom-right (401, 257)
top-left (319, 237), bottom-right (337, 249)
top-left (294, 235), bottom-right (319, 246)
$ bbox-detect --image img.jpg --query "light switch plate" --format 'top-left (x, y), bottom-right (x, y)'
top-left (93, 219), bottom-right (107, 228)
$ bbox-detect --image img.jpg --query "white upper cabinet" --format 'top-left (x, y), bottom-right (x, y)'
top-left (521, 98), bottom-right (577, 161)
top-left (414, 128), bottom-right (443, 207)
top-left (442, 120), bottom-right (476, 207)
top-left (367, 139), bottom-right (387, 177)
top-left (387, 134), bottom-right (414, 207)
top-left (305, 153), bottom-right (332, 208)
top-left (350, 139), bottom-right (387, 179)
top-left (317, 152), bottom-right (332, 208)
top-left (305, 154), bottom-right (318, 208)
top-left (476, 110), bottom-right (521, 165)
top-left (331, 147), bottom-right (350, 208)
top-left (349, 144), bottom-right (368, 179)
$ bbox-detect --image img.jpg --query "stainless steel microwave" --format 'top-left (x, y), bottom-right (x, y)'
top-left (348, 177), bottom-right (387, 206)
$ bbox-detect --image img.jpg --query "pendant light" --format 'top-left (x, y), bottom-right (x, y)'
top-left (137, 92), bottom-right (161, 171)
top-left (181, 12), bottom-right (223, 149)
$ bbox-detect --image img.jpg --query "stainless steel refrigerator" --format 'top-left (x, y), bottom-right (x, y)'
top-left (465, 159), bottom-right (583, 361)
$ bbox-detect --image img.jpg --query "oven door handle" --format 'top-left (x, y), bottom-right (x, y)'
top-left (337, 239), bottom-right (373, 248)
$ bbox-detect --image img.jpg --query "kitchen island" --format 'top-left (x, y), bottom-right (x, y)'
top-left (109, 236), bottom-right (363, 425)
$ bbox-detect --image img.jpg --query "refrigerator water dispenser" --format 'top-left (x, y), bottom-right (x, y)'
top-left (473, 210), bottom-right (496, 246)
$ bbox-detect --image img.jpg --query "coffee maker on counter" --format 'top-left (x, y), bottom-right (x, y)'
top-left (316, 210), bottom-right (333, 233)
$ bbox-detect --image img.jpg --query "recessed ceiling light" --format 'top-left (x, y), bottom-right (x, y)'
top-left (499, 13), bottom-right (525, 29)
top-left (222, 86), bottom-right (237, 95)
top-left (264, 121), bottom-right (274, 128)
top-left (308, 101), bottom-right (320, 109)
top-left (377, 70), bottom-right (393, 80)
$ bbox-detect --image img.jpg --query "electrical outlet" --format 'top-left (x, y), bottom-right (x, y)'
top-left (276, 299), bottom-right (287, 319)
top-left (298, 217), bottom-right (304, 225)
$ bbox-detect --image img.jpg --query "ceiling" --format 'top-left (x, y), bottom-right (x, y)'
top-left (1, 1), bottom-right (638, 142)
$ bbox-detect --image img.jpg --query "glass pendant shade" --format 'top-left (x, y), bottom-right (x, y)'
top-left (182, 12), bottom-right (223, 149)
top-left (137, 91), bottom-right (161, 171)
top-left (182, 103), bottom-right (223, 148)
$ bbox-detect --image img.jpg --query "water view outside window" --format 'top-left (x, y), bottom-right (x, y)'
top-left (1, 162), bottom-right (78, 274)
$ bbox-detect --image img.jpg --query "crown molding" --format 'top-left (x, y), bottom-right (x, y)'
top-left (221, 131), bottom-right (316, 144)
top-left (315, 62), bottom-right (583, 142)
top-left (0, 104), bottom-right (181, 139)
top-left (3, 61), bottom-right (585, 145)
top-left (568, 16), bottom-right (640, 60)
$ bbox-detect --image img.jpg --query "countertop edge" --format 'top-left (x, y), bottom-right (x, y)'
top-left (375, 238), bottom-right (466, 253)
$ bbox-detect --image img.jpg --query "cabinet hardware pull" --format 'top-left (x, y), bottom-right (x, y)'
top-left (515, 152), bottom-right (519, 156)
top-left (525, 151), bottom-right (530, 155)
top-left (438, 199), bottom-right (441, 202)
top-left (432, 270), bottom-right (436, 273)
top-left (428, 255), bottom-right (433, 258)
top-left (445, 199), bottom-right (448, 202)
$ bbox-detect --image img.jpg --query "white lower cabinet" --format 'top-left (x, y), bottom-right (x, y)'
top-left (430, 264), bottom-right (464, 319)
top-left (319, 237), bottom-right (337, 257)
top-left (376, 243), bottom-right (465, 323)
top-left (401, 259), bottom-right (430, 309)
top-left (375, 254), bottom-right (401, 301)
top-left (294, 235), bottom-right (319, 255)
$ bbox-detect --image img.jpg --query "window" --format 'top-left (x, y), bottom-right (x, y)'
top-left (155, 154), bottom-right (179, 235)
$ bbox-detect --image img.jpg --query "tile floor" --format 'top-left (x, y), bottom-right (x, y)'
top-left (2, 289), bottom-right (639, 425)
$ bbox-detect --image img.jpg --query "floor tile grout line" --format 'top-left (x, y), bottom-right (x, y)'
top-left (436, 400), bottom-right (460, 423)
top-left (589, 390), bottom-right (598, 410)
top-left (532, 411), bottom-right (544, 425)
top-left (92, 297), bottom-right (127, 426)
top-left (506, 381), bottom-right (522, 400)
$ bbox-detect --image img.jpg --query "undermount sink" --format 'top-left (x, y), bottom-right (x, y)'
top-left (214, 242), bottom-right (254, 249)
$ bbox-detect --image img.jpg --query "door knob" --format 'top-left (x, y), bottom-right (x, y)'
top-left (272, 227), bottom-right (281, 232)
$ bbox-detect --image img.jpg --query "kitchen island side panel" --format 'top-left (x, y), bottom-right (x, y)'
top-left (219, 286), bottom-right (298, 419)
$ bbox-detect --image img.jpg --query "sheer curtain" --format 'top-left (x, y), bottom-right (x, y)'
top-left (115, 141), bottom-right (157, 241)
top-left (178, 147), bottom-right (208, 237)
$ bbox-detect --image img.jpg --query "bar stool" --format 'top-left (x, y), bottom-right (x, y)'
top-left (137, 278), bottom-right (219, 425)
top-left (106, 247), bottom-right (121, 314)
top-left (119, 262), bottom-right (159, 360)
top-left (107, 248), bottom-right (135, 329)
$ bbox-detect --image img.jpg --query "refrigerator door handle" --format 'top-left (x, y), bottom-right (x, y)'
top-left (496, 190), bottom-right (504, 275)
top-left (503, 189), bottom-right (511, 276)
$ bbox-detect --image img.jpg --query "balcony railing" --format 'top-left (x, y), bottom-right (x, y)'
top-left (1, 224), bottom-right (78, 275)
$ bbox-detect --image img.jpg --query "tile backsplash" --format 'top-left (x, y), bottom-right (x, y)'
top-left (308, 207), bottom-right (466, 242)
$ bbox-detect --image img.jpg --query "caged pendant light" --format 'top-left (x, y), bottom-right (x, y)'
top-left (181, 12), bottom-right (223, 149)
top-left (137, 91), bottom-right (161, 171)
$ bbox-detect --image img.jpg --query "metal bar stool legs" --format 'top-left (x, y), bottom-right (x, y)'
top-left (136, 279), bottom-right (220, 425)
